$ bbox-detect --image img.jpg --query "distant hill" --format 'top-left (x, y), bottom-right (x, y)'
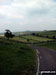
top-left (0, 33), bottom-right (4, 35)
top-left (13, 31), bottom-right (39, 36)
top-left (0, 30), bottom-right (56, 37)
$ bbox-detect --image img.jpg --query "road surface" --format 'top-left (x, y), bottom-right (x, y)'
top-left (32, 46), bottom-right (56, 75)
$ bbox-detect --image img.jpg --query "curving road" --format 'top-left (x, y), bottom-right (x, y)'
top-left (32, 46), bottom-right (56, 75)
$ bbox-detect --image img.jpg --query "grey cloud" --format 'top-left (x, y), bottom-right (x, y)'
top-left (0, 0), bottom-right (13, 5)
top-left (13, 0), bottom-right (30, 3)
top-left (0, 0), bottom-right (56, 32)
top-left (26, 3), bottom-right (56, 19)
top-left (27, 8), bottom-right (50, 18)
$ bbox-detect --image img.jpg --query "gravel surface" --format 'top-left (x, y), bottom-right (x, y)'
top-left (32, 46), bottom-right (56, 75)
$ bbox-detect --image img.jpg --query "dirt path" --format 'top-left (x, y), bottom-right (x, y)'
top-left (31, 46), bottom-right (56, 75)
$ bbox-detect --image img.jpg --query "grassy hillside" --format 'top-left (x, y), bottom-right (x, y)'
top-left (0, 38), bottom-right (37, 75)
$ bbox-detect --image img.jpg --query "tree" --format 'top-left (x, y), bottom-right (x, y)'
top-left (32, 33), bottom-right (35, 36)
top-left (27, 39), bottom-right (29, 42)
top-left (53, 36), bottom-right (56, 39)
top-left (36, 33), bottom-right (39, 36)
top-left (5, 29), bottom-right (15, 40)
top-left (46, 35), bottom-right (49, 38)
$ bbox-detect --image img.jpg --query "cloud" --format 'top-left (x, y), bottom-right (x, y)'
top-left (0, 0), bottom-right (56, 32)
top-left (0, 0), bottom-right (13, 5)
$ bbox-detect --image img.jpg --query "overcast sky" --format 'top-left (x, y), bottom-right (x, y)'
top-left (0, 0), bottom-right (56, 32)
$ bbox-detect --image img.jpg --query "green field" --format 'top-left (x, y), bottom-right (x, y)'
top-left (11, 36), bottom-right (53, 44)
top-left (37, 30), bottom-right (56, 37)
top-left (0, 35), bottom-right (53, 44)
top-left (12, 36), bottom-right (40, 43)
top-left (0, 38), bottom-right (37, 75)
top-left (12, 37), bottom-right (27, 43)
top-left (36, 42), bottom-right (56, 50)
top-left (11, 35), bottom-right (54, 44)
top-left (23, 35), bottom-right (53, 42)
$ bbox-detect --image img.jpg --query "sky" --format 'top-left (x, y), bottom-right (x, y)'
top-left (0, 0), bottom-right (56, 32)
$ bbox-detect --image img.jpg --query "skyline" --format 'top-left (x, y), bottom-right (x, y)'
top-left (0, 0), bottom-right (56, 32)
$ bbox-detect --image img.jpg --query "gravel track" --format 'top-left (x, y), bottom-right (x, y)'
top-left (32, 46), bottom-right (56, 75)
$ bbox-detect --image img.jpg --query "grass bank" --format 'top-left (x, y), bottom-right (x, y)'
top-left (0, 38), bottom-right (37, 75)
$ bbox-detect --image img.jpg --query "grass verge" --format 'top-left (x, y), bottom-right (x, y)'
top-left (0, 38), bottom-right (37, 75)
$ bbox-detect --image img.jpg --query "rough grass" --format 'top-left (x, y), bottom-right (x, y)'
top-left (0, 38), bottom-right (37, 75)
